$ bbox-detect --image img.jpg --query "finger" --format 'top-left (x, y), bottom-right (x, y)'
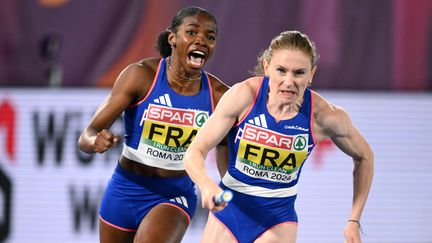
top-left (98, 129), bottom-right (113, 140)
top-left (96, 133), bottom-right (111, 147)
top-left (112, 135), bottom-right (120, 143)
top-left (211, 204), bottom-right (227, 212)
top-left (98, 130), bottom-right (120, 146)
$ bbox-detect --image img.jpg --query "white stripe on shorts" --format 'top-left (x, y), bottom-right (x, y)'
top-left (222, 172), bottom-right (298, 198)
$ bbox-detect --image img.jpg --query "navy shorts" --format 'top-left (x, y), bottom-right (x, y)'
top-left (99, 163), bottom-right (197, 231)
top-left (213, 183), bottom-right (298, 242)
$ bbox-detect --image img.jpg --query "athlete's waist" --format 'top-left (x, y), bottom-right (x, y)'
top-left (119, 155), bottom-right (187, 178)
top-left (222, 172), bottom-right (298, 198)
top-left (122, 145), bottom-right (186, 171)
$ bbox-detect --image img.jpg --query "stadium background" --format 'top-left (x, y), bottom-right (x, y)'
top-left (0, 0), bottom-right (431, 242)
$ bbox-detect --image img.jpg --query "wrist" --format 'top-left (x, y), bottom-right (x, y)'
top-left (347, 219), bottom-right (360, 227)
top-left (347, 219), bottom-right (364, 235)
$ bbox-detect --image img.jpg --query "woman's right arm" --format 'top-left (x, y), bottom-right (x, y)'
top-left (184, 78), bottom-right (258, 211)
top-left (78, 62), bottom-right (152, 154)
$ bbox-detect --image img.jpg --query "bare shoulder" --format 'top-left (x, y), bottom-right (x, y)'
top-left (113, 57), bottom-right (161, 102)
top-left (312, 91), bottom-right (352, 139)
top-left (222, 76), bottom-right (259, 98)
top-left (216, 76), bottom-right (262, 119)
top-left (231, 76), bottom-right (262, 102)
top-left (117, 58), bottom-right (159, 84)
top-left (137, 57), bottom-right (161, 73)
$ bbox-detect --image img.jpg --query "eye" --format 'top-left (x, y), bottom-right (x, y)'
top-left (276, 67), bottom-right (286, 74)
top-left (207, 34), bottom-right (216, 41)
top-left (186, 30), bottom-right (196, 36)
top-left (294, 70), bottom-right (306, 76)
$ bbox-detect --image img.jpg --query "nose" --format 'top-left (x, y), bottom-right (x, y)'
top-left (283, 74), bottom-right (295, 85)
top-left (194, 34), bottom-right (207, 46)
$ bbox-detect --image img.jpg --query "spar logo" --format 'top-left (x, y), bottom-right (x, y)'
top-left (195, 112), bottom-right (208, 127)
top-left (145, 104), bottom-right (208, 127)
top-left (293, 136), bottom-right (307, 151)
top-left (237, 123), bottom-right (309, 170)
top-left (243, 123), bottom-right (294, 150)
top-left (141, 104), bottom-right (209, 148)
top-left (242, 123), bottom-right (307, 151)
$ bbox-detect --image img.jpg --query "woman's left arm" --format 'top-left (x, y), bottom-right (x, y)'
top-left (322, 106), bottom-right (374, 243)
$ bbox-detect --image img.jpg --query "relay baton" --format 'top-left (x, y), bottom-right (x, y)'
top-left (213, 190), bottom-right (233, 205)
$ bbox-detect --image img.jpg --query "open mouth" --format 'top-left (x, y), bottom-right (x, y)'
top-left (283, 90), bottom-right (296, 94)
top-left (280, 90), bottom-right (297, 98)
top-left (188, 50), bottom-right (206, 67)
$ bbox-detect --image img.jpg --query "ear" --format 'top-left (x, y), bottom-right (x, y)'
top-left (263, 59), bottom-right (270, 76)
top-left (311, 66), bottom-right (317, 78)
top-left (311, 66), bottom-right (317, 75)
top-left (168, 31), bottom-right (177, 48)
top-left (309, 66), bottom-right (317, 86)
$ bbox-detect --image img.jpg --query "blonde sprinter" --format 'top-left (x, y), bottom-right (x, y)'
top-left (184, 30), bottom-right (373, 243)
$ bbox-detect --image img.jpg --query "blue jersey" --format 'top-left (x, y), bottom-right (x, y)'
top-left (222, 76), bottom-right (316, 197)
top-left (121, 58), bottom-right (214, 170)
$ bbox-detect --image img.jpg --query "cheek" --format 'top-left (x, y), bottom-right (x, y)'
top-left (298, 77), bottom-right (310, 87)
top-left (299, 81), bottom-right (309, 88)
top-left (208, 42), bottom-right (216, 52)
top-left (268, 78), bottom-right (282, 88)
top-left (208, 44), bottom-right (216, 52)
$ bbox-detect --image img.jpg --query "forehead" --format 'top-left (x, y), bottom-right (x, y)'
top-left (179, 14), bottom-right (217, 33)
top-left (271, 49), bottom-right (311, 68)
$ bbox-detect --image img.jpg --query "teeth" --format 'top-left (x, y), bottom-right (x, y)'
top-left (191, 50), bottom-right (205, 56)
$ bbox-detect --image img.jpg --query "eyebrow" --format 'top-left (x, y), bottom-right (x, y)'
top-left (276, 65), bottom-right (307, 71)
top-left (185, 23), bottom-right (217, 33)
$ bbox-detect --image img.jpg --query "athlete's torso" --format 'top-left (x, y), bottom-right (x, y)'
top-left (121, 58), bottom-right (215, 170)
top-left (223, 76), bottom-right (316, 197)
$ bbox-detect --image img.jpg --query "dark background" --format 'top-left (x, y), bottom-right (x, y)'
top-left (1, 0), bottom-right (431, 90)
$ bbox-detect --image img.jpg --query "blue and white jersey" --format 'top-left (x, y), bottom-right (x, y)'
top-left (121, 58), bottom-right (214, 170)
top-left (222, 76), bottom-right (316, 197)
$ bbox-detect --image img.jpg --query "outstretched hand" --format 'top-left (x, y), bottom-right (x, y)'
top-left (93, 129), bottom-right (120, 153)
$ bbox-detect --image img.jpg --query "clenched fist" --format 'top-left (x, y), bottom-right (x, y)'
top-left (93, 129), bottom-right (121, 153)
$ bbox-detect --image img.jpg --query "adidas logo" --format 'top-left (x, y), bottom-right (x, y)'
top-left (153, 93), bottom-right (172, 107)
top-left (169, 196), bottom-right (189, 208)
top-left (247, 114), bottom-right (267, 128)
